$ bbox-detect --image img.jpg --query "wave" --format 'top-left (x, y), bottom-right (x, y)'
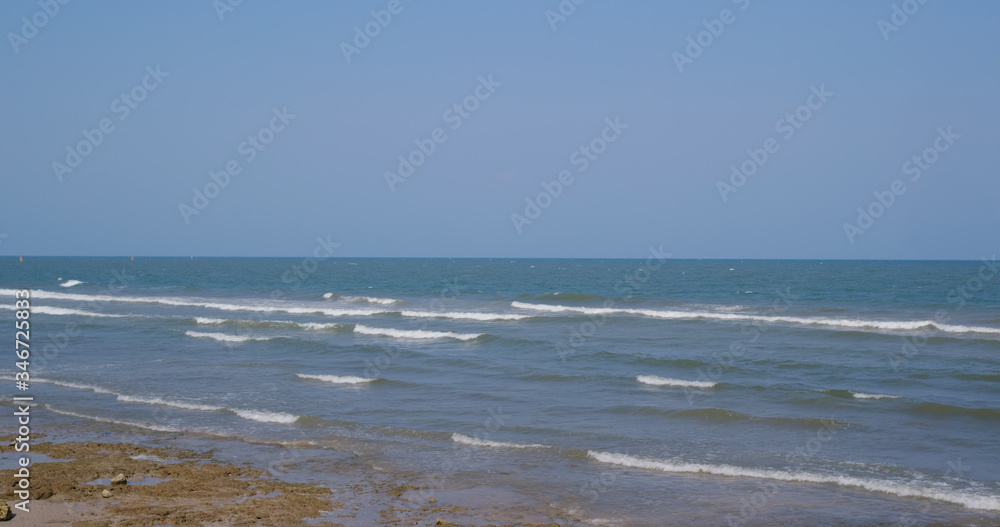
top-left (32, 378), bottom-right (116, 394)
top-left (0, 304), bottom-right (126, 318)
top-left (231, 409), bottom-right (299, 424)
top-left (117, 395), bottom-right (224, 412)
top-left (296, 373), bottom-right (376, 385)
top-left (1, 289), bottom-right (392, 318)
top-left (451, 433), bottom-right (545, 449)
top-left (46, 405), bottom-right (180, 433)
top-left (342, 295), bottom-right (400, 305)
top-left (819, 389), bottom-right (901, 400)
top-left (637, 375), bottom-right (716, 388)
top-left (399, 310), bottom-right (527, 321)
top-left (193, 317), bottom-right (347, 331)
top-left (35, 378), bottom-right (300, 424)
top-left (587, 451), bottom-right (1000, 511)
top-left (117, 395), bottom-right (297, 424)
top-left (184, 330), bottom-right (272, 343)
top-left (510, 302), bottom-right (1000, 336)
top-left (353, 324), bottom-right (483, 341)
top-left (59, 280), bottom-right (84, 288)
top-left (852, 392), bottom-right (901, 400)
top-left (909, 402), bottom-right (1000, 421)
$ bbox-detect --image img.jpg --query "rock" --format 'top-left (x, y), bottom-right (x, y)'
top-left (102, 489), bottom-right (113, 498)
top-left (428, 497), bottom-right (436, 503)
top-left (110, 473), bottom-right (128, 485)
top-left (0, 501), bottom-right (11, 520)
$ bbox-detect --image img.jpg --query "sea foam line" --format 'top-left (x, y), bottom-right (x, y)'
top-left (637, 375), bottom-right (716, 388)
top-left (354, 324), bottom-right (482, 341)
top-left (587, 451), bottom-right (1000, 511)
top-left (451, 433), bottom-right (546, 449)
top-left (852, 392), bottom-right (901, 400)
top-left (400, 310), bottom-right (527, 321)
top-left (0, 289), bottom-right (392, 318)
top-left (46, 405), bottom-right (180, 433)
top-left (193, 317), bottom-right (345, 331)
top-left (184, 330), bottom-right (271, 343)
top-left (0, 288), bottom-right (531, 324)
top-left (510, 302), bottom-right (1000, 335)
top-left (296, 373), bottom-right (377, 384)
top-left (34, 378), bottom-right (299, 424)
top-left (0, 304), bottom-right (126, 318)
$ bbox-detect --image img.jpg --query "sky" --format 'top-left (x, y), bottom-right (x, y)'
top-left (1, 0), bottom-right (998, 259)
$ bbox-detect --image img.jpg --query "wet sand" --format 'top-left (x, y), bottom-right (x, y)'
top-left (0, 433), bottom-right (569, 526)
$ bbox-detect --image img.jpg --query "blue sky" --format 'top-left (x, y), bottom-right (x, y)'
top-left (1, 0), bottom-right (998, 258)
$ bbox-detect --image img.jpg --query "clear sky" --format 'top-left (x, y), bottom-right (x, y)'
top-left (2, 1), bottom-right (998, 259)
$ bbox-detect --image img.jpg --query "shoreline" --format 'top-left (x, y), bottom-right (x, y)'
top-left (0, 425), bottom-right (576, 526)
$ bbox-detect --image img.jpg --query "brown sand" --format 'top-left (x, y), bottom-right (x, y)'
top-left (0, 435), bottom-right (569, 526)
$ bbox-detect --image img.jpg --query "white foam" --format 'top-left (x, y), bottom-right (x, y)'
top-left (322, 292), bottom-right (337, 299)
top-left (193, 317), bottom-right (228, 324)
top-left (451, 433), bottom-right (544, 449)
top-left (296, 373), bottom-right (376, 384)
top-left (117, 395), bottom-right (224, 412)
top-left (33, 378), bottom-right (117, 394)
top-left (59, 280), bottom-right (84, 288)
top-left (46, 405), bottom-right (180, 433)
top-left (852, 392), bottom-right (901, 400)
top-left (298, 322), bottom-right (343, 330)
top-left (510, 302), bottom-right (1000, 335)
top-left (184, 331), bottom-right (271, 343)
top-left (400, 310), bottom-right (527, 321)
top-left (587, 452), bottom-right (1000, 511)
top-left (343, 295), bottom-right (400, 305)
top-left (193, 318), bottom-right (343, 331)
top-left (354, 324), bottom-right (482, 341)
top-left (0, 304), bottom-right (125, 318)
top-left (231, 409), bottom-right (299, 424)
top-left (637, 375), bottom-right (716, 388)
top-left (0, 289), bottom-right (391, 318)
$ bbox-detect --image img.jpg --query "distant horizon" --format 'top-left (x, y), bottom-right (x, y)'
top-left (4, 255), bottom-right (996, 262)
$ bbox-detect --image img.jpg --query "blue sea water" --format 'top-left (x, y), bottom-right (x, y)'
top-left (2, 257), bottom-right (999, 526)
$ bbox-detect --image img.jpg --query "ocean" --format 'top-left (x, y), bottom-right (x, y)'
top-left (2, 256), bottom-right (999, 526)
